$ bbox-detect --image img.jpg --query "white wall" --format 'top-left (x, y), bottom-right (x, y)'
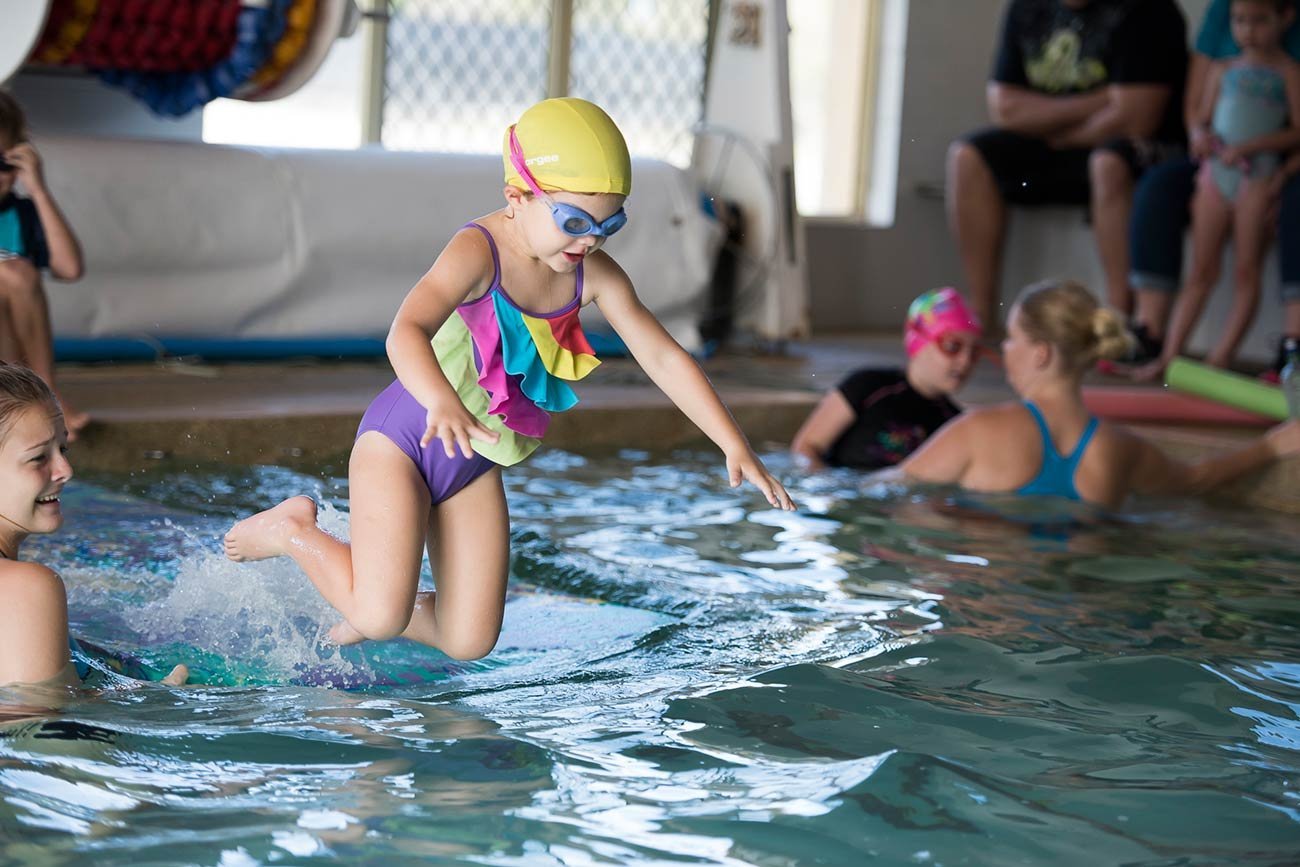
top-left (803, 0), bottom-right (1285, 362)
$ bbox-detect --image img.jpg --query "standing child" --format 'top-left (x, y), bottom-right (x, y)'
top-left (224, 98), bottom-right (794, 660)
top-left (1136, 0), bottom-right (1300, 380)
top-left (0, 91), bottom-right (88, 437)
top-left (0, 363), bottom-right (186, 687)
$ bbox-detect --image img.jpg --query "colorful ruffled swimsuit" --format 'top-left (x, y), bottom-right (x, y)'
top-left (357, 222), bottom-right (601, 502)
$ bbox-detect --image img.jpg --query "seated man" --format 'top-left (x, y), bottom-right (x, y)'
top-left (947, 0), bottom-right (1188, 332)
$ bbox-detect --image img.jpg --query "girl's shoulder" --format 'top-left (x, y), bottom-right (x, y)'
top-left (0, 562), bottom-right (66, 616)
top-left (438, 219), bottom-right (505, 304)
top-left (576, 249), bottom-right (632, 306)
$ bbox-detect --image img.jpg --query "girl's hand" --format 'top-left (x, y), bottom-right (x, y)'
top-left (3, 143), bottom-right (46, 195)
top-left (1217, 144), bottom-right (1249, 171)
top-left (421, 398), bottom-right (500, 458)
top-left (1190, 127), bottom-right (1218, 161)
top-left (727, 451), bottom-right (796, 511)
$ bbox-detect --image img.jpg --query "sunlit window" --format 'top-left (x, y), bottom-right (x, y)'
top-left (788, 0), bottom-right (907, 225)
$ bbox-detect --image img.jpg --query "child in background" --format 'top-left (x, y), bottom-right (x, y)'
top-left (0, 363), bottom-right (186, 687)
top-left (224, 98), bottom-right (794, 660)
top-left (1136, 0), bottom-right (1300, 381)
top-left (791, 288), bottom-right (981, 471)
top-left (0, 91), bottom-right (88, 438)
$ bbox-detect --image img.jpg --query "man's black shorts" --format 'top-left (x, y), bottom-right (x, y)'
top-left (965, 127), bottom-right (1183, 206)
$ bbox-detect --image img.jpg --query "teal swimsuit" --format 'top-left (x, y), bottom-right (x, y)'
top-left (1015, 402), bottom-right (1099, 501)
top-left (1210, 65), bottom-right (1289, 200)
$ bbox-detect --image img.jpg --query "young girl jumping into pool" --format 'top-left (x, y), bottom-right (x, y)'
top-left (1136, 0), bottom-right (1300, 381)
top-left (224, 98), bottom-right (794, 659)
top-left (0, 363), bottom-right (186, 687)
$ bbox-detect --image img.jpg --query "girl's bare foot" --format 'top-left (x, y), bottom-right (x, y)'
top-left (224, 496), bottom-right (317, 562)
top-left (1130, 358), bottom-right (1168, 383)
top-left (327, 620), bottom-right (366, 646)
top-left (162, 664), bottom-right (189, 686)
top-left (1204, 352), bottom-right (1232, 369)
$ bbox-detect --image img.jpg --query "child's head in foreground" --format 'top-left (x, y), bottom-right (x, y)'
top-left (501, 98), bottom-right (632, 272)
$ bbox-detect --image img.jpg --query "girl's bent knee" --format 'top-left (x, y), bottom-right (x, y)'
top-left (351, 608), bottom-right (414, 642)
top-left (440, 632), bottom-right (499, 661)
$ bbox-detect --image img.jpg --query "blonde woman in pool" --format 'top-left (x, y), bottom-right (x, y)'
top-left (0, 363), bottom-right (186, 688)
top-left (224, 99), bottom-right (794, 660)
top-left (898, 279), bottom-right (1300, 510)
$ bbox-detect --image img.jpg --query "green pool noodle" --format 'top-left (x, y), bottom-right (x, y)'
top-left (1164, 357), bottom-right (1287, 420)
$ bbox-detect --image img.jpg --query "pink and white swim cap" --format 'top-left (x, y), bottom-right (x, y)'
top-left (903, 287), bottom-right (981, 357)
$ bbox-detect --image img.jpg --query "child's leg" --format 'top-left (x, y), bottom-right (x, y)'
top-left (0, 294), bottom-right (18, 361)
top-left (225, 432), bottom-right (433, 643)
top-left (333, 466), bottom-right (510, 660)
top-left (1207, 177), bottom-right (1271, 368)
top-left (1134, 169), bottom-right (1233, 381)
top-left (1089, 147), bottom-right (1136, 316)
top-left (0, 259), bottom-right (89, 434)
top-left (0, 259), bottom-right (54, 382)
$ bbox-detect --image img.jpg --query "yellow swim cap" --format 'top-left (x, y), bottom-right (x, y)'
top-left (503, 98), bottom-right (632, 197)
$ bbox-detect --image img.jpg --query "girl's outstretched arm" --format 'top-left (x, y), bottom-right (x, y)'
top-left (589, 254), bottom-right (794, 510)
top-left (1127, 419), bottom-right (1300, 497)
top-left (387, 228), bottom-right (500, 459)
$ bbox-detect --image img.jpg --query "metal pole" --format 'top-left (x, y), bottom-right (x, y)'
top-left (360, 0), bottom-right (390, 145)
top-left (548, 0), bottom-right (574, 99)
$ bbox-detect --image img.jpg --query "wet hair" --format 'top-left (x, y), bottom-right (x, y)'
top-left (0, 364), bottom-right (59, 442)
top-left (0, 90), bottom-right (27, 147)
top-left (1013, 279), bottom-right (1134, 373)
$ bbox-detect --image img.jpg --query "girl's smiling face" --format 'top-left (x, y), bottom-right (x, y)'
top-left (0, 402), bottom-right (73, 544)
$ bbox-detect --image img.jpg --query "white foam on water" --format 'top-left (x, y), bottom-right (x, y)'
top-left (134, 502), bottom-right (369, 683)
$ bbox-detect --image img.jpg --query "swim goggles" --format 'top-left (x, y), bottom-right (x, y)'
top-left (508, 127), bottom-right (628, 238)
top-left (933, 332), bottom-right (980, 358)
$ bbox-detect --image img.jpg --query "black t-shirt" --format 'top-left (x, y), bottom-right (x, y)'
top-left (825, 368), bottom-right (961, 470)
top-left (992, 0), bottom-right (1188, 144)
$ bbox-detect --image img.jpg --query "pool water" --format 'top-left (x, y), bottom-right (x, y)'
top-left (4, 450), bottom-right (1299, 865)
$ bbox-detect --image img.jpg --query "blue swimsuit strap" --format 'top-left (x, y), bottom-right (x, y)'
top-left (1025, 402), bottom-right (1098, 464)
top-left (1021, 402), bottom-right (1099, 498)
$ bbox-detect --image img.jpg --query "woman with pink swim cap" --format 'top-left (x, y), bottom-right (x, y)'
top-left (791, 288), bottom-right (982, 471)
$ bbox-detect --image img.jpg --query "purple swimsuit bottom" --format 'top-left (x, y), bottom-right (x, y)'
top-left (356, 379), bottom-right (497, 504)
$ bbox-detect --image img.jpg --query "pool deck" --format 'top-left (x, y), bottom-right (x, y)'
top-left (59, 333), bottom-right (1299, 513)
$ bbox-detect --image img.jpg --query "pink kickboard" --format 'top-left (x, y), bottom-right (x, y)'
top-left (1082, 386), bottom-right (1275, 427)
